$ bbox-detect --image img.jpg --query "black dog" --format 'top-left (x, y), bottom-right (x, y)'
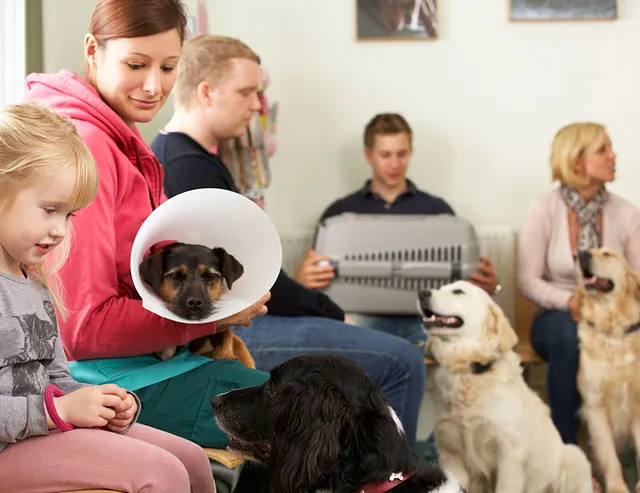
top-left (212, 354), bottom-right (464, 493)
top-left (140, 242), bottom-right (254, 366)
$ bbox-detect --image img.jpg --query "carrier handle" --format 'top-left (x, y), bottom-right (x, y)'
top-left (325, 259), bottom-right (475, 279)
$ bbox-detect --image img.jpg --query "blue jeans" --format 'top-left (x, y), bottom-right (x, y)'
top-left (530, 310), bottom-right (580, 444)
top-left (234, 315), bottom-right (426, 448)
top-left (348, 314), bottom-right (427, 346)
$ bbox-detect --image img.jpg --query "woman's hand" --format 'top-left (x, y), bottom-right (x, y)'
top-left (217, 292), bottom-right (271, 329)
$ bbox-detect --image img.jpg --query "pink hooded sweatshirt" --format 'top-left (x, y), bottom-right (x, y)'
top-left (24, 70), bottom-right (218, 362)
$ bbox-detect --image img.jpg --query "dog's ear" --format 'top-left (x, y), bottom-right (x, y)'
top-left (570, 285), bottom-right (585, 322)
top-left (268, 385), bottom-right (345, 493)
top-left (139, 249), bottom-right (166, 292)
top-left (213, 247), bottom-right (244, 290)
top-left (624, 269), bottom-right (640, 304)
top-left (486, 303), bottom-right (518, 354)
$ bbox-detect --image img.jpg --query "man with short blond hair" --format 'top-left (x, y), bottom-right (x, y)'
top-left (151, 36), bottom-right (427, 450)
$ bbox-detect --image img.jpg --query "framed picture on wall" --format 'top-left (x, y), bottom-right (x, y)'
top-left (356, 0), bottom-right (438, 41)
top-left (510, 0), bottom-right (617, 21)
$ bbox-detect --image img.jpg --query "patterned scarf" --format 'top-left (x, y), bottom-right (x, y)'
top-left (559, 184), bottom-right (609, 251)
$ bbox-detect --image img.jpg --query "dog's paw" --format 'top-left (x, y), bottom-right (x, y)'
top-left (155, 347), bottom-right (178, 361)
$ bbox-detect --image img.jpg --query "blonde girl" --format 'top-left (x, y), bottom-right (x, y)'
top-left (0, 102), bottom-right (215, 493)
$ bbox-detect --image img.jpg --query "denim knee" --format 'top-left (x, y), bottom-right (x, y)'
top-left (531, 310), bottom-right (578, 361)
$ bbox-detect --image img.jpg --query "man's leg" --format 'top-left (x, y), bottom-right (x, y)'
top-left (348, 313), bottom-right (426, 347)
top-left (234, 315), bottom-right (426, 447)
top-left (135, 359), bottom-right (269, 448)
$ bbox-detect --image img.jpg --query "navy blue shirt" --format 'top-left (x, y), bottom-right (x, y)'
top-left (320, 180), bottom-right (455, 223)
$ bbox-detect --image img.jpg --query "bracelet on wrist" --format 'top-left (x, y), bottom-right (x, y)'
top-left (44, 384), bottom-right (74, 432)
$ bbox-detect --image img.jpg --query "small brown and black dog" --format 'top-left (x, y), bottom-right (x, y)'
top-left (139, 242), bottom-right (256, 368)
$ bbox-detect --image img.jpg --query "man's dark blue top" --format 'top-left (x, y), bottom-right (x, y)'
top-left (320, 179), bottom-right (454, 223)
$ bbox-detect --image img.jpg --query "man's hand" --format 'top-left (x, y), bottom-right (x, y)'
top-left (293, 249), bottom-right (335, 290)
top-left (217, 292), bottom-right (271, 329)
top-left (469, 257), bottom-right (498, 294)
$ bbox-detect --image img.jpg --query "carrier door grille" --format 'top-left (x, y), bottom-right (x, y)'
top-left (339, 245), bottom-right (462, 291)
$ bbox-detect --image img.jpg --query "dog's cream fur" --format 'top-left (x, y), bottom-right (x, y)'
top-left (571, 247), bottom-right (640, 493)
top-left (420, 281), bottom-right (592, 493)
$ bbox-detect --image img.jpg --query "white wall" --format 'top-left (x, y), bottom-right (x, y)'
top-left (39, 0), bottom-right (640, 238)
top-left (207, 0), bottom-right (640, 237)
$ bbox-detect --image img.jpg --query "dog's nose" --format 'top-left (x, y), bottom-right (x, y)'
top-left (578, 250), bottom-right (592, 269)
top-left (187, 297), bottom-right (204, 309)
top-left (419, 289), bottom-right (432, 301)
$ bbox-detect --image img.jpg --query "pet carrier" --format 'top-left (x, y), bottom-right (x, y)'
top-left (313, 213), bottom-right (481, 315)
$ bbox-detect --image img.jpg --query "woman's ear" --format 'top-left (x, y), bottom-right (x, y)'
top-left (84, 33), bottom-right (99, 68)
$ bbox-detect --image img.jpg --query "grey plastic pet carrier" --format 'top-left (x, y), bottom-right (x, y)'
top-left (313, 213), bottom-right (481, 315)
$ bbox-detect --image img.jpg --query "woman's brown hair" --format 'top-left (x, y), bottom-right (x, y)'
top-left (88, 0), bottom-right (188, 46)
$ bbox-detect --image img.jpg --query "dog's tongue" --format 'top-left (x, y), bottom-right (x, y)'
top-left (584, 276), bottom-right (609, 289)
top-left (423, 315), bottom-right (458, 325)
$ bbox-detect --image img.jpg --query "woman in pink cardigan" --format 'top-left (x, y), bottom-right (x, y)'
top-left (517, 122), bottom-right (640, 450)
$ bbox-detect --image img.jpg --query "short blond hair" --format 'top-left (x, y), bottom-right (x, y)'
top-left (0, 102), bottom-right (99, 319)
top-left (173, 34), bottom-right (261, 109)
top-left (550, 122), bottom-right (608, 188)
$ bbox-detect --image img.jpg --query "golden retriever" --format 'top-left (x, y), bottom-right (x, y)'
top-left (418, 280), bottom-right (592, 493)
top-left (571, 247), bottom-right (640, 493)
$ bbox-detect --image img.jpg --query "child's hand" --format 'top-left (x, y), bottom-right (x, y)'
top-left (105, 392), bottom-right (138, 433)
top-left (54, 384), bottom-right (127, 429)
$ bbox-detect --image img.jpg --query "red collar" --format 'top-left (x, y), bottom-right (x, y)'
top-left (356, 471), bottom-right (416, 493)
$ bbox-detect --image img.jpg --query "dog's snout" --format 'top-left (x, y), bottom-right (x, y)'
top-left (187, 297), bottom-right (204, 310)
top-left (212, 395), bottom-right (223, 414)
top-left (578, 250), bottom-right (592, 271)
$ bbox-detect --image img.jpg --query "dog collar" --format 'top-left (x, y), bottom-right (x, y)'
top-left (625, 321), bottom-right (640, 335)
top-left (470, 360), bottom-right (494, 374)
top-left (357, 471), bottom-right (416, 493)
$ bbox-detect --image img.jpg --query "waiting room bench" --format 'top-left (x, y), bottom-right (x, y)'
top-left (61, 448), bottom-right (245, 493)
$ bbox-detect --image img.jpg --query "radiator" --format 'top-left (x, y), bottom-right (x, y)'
top-left (280, 225), bottom-right (517, 325)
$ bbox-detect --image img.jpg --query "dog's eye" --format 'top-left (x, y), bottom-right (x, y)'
top-left (201, 271), bottom-right (221, 281)
top-left (603, 252), bottom-right (611, 257)
top-left (165, 271), bottom-right (187, 282)
top-left (452, 289), bottom-right (465, 295)
top-left (587, 320), bottom-right (595, 328)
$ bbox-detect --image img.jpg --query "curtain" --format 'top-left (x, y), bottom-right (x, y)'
top-left (0, 0), bottom-right (26, 107)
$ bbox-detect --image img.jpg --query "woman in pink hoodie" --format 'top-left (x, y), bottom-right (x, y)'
top-left (24, 0), bottom-right (270, 456)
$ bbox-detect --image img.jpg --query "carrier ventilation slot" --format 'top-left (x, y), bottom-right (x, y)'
top-left (339, 245), bottom-right (462, 291)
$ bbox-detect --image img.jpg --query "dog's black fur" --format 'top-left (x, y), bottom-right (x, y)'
top-left (212, 354), bottom-right (463, 493)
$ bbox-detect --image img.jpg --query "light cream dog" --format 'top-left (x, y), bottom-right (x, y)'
top-left (571, 247), bottom-right (640, 493)
top-left (418, 280), bottom-right (592, 493)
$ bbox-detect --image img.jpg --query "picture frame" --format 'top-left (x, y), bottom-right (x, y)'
top-left (509, 0), bottom-right (617, 22)
top-left (356, 0), bottom-right (438, 41)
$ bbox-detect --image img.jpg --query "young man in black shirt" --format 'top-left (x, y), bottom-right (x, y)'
top-left (151, 35), bottom-right (427, 449)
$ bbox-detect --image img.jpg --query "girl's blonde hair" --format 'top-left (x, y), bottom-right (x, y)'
top-left (550, 122), bottom-right (608, 189)
top-left (0, 102), bottom-right (99, 320)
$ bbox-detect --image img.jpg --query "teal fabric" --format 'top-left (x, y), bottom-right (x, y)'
top-left (135, 359), bottom-right (270, 449)
top-left (68, 347), bottom-right (212, 391)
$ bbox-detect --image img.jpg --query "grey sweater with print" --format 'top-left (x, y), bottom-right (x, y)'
top-left (0, 273), bottom-right (89, 452)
